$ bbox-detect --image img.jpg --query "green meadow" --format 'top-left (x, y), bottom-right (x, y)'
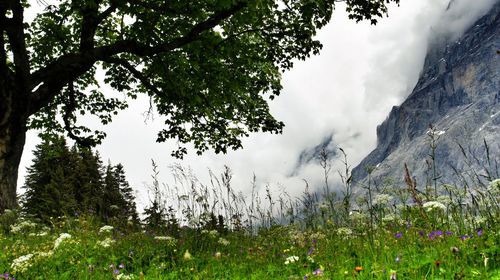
top-left (1, 173), bottom-right (499, 279)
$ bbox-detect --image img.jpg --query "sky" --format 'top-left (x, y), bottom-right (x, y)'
top-left (18, 0), bottom-right (498, 210)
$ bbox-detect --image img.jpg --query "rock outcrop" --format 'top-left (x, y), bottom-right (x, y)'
top-left (351, 2), bottom-right (500, 188)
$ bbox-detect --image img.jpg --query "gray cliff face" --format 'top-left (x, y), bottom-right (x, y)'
top-left (352, 2), bottom-right (500, 187)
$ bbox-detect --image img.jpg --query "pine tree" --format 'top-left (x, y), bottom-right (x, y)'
top-left (114, 164), bottom-right (140, 224)
top-left (22, 136), bottom-right (77, 221)
top-left (73, 147), bottom-right (104, 215)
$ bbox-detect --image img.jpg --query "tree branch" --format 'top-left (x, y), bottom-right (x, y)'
top-left (4, 0), bottom-right (30, 91)
top-left (79, 0), bottom-right (117, 52)
top-left (29, 1), bottom-right (248, 116)
top-left (102, 57), bottom-right (163, 96)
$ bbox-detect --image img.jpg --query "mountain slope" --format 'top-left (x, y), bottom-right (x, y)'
top-left (351, 1), bottom-right (500, 188)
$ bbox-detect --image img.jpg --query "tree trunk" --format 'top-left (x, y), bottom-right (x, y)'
top-left (0, 118), bottom-right (26, 213)
top-left (0, 72), bottom-right (28, 213)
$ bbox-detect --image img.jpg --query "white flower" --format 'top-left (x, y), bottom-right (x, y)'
top-left (382, 214), bottom-right (397, 223)
top-left (54, 233), bottom-right (72, 249)
top-left (97, 237), bottom-right (115, 248)
top-left (218, 237), bottom-right (230, 246)
top-left (337, 227), bottom-right (353, 237)
top-left (374, 194), bottom-right (393, 206)
top-left (488, 179), bottom-right (500, 195)
top-left (154, 236), bottom-right (177, 246)
top-left (10, 220), bottom-right (37, 234)
top-left (284, 255), bottom-right (299, 265)
top-left (98, 225), bottom-right (114, 234)
top-left (11, 254), bottom-right (35, 273)
top-left (117, 274), bottom-right (135, 280)
top-left (349, 212), bottom-right (368, 223)
top-left (423, 201), bottom-right (446, 212)
top-left (37, 251), bottom-right (54, 258)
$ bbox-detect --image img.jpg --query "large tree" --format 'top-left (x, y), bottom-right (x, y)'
top-left (0, 0), bottom-right (400, 212)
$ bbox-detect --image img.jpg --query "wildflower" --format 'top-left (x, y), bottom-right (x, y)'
top-left (118, 263), bottom-right (125, 269)
top-left (374, 194), bottom-right (393, 205)
top-left (382, 214), bottom-right (397, 223)
top-left (445, 231), bottom-right (453, 235)
top-left (284, 255), bottom-right (299, 265)
top-left (423, 201), bottom-right (446, 212)
top-left (97, 237), bottom-right (115, 248)
top-left (477, 229), bottom-right (483, 237)
top-left (307, 256), bottom-right (315, 263)
top-left (116, 274), bottom-right (134, 280)
top-left (460, 235), bottom-right (470, 241)
top-left (113, 269), bottom-right (120, 275)
top-left (488, 179), bottom-right (500, 195)
top-left (313, 268), bottom-right (324, 276)
top-left (98, 225), bottom-right (114, 234)
top-left (214, 252), bottom-right (222, 259)
top-left (394, 232), bottom-right (403, 239)
top-left (355, 266), bottom-right (363, 272)
top-left (54, 233), bottom-right (72, 249)
top-left (450, 247), bottom-right (460, 254)
top-left (337, 227), bottom-right (353, 237)
top-left (183, 250), bottom-right (192, 260)
top-left (390, 270), bottom-right (397, 280)
top-left (218, 238), bottom-right (230, 246)
top-left (10, 220), bottom-right (37, 234)
top-left (11, 254), bottom-right (35, 273)
top-left (395, 256), bottom-right (401, 263)
top-left (154, 236), bottom-right (177, 246)
top-left (307, 246), bottom-right (314, 256)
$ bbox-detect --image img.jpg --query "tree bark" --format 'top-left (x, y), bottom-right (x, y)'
top-left (0, 78), bottom-right (27, 214)
top-left (0, 122), bottom-right (26, 213)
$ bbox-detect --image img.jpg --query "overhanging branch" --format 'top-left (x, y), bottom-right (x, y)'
top-left (29, 1), bottom-right (248, 116)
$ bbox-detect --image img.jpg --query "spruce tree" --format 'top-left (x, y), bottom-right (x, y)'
top-left (22, 136), bottom-right (77, 221)
top-left (114, 164), bottom-right (140, 224)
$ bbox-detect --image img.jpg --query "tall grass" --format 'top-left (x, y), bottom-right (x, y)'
top-left (1, 148), bottom-right (499, 279)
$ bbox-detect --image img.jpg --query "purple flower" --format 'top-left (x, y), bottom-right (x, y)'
top-left (460, 235), bottom-right (469, 241)
top-left (307, 247), bottom-right (315, 256)
top-left (428, 232), bottom-right (435, 240)
top-left (313, 269), bottom-right (324, 276)
top-left (435, 230), bottom-right (443, 236)
top-left (113, 269), bottom-right (120, 275)
top-left (477, 229), bottom-right (483, 237)
top-left (418, 231), bottom-right (424, 237)
top-left (445, 231), bottom-right (453, 235)
top-left (394, 232), bottom-right (403, 239)
top-left (303, 275), bottom-right (308, 280)
top-left (118, 263), bottom-right (125, 269)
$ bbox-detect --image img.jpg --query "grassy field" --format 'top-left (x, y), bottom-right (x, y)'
top-left (1, 176), bottom-right (499, 279)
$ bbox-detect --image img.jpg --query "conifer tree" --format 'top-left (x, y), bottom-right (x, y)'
top-left (73, 148), bottom-right (104, 215)
top-left (22, 136), bottom-right (77, 221)
top-left (114, 164), bottom-right (140, 224)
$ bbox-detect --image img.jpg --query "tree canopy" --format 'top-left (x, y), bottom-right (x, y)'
top-left (0, 0), bottom-right (400, 212)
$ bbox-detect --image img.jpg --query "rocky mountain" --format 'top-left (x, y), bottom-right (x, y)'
top-left (351, 1), bottom-right (500, 188)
